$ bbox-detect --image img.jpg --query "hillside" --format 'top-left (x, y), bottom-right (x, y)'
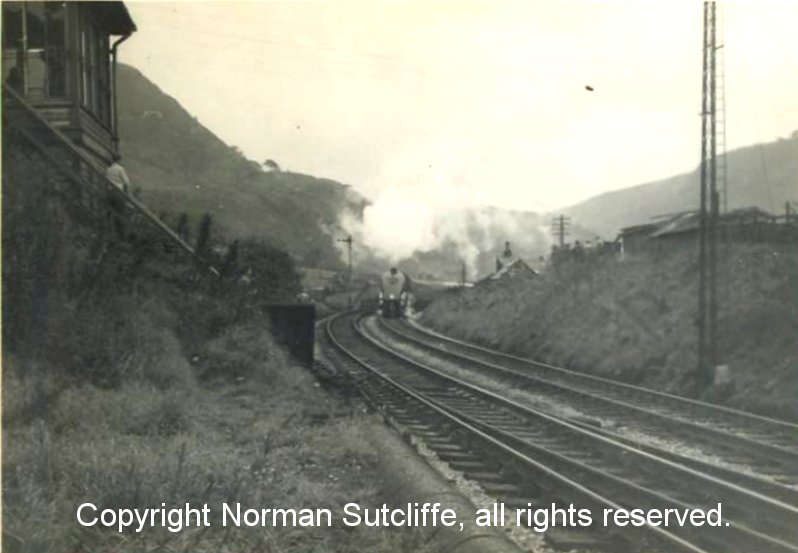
top-left (117, 64), bottom-right (366, 269)
top-left (118, 63), bottom-right (795, 282)
top-left (421, 244), bottom-right (798, 419)
top-left (561, 132), bottom-right (798, 238)
top-left (118, 65), bottom-right (609, 281)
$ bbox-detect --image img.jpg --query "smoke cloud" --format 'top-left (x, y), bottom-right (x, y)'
top-left (336, 137), bottom-right (553, 280)
top-left (339, 190), bottom-right (553, 280)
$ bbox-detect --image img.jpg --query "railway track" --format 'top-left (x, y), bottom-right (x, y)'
top-left (322, 311), bottom-right (798, 553)
top-left (378, 317), bottom-right (798, 486)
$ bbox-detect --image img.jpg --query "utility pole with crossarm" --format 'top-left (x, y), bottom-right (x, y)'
top-left (550, 215), bottom-right (571, 248)
top-left (337, 235), bottom-right (353, 308)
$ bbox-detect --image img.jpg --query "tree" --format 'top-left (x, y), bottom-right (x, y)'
top-left (176, 213), bottom-right (190, 242)
top-left (195, 213), bottom-right (213, 258)
top-left (262, 159), bottom-right (281, 172)
top-left (238, 240), bottom-right (301, 301)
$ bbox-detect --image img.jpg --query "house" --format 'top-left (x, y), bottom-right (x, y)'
top-left (648, 210), bottom-right (702, 249)
top-left (619, 206), bottom-right (793, 255)
top-left (479, 257), bottom-right (538, 284)
top-left (2, 1), bottom-right (136, 163)
top-left (619, 223), bottom-right (659, 256)
top-left (650, 207), bottom-right (783, 246)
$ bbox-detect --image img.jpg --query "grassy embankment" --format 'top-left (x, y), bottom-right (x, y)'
top-left (421, 244), bottom-right (798, 419)
top-left (2, 145), bottom-right (428, 552)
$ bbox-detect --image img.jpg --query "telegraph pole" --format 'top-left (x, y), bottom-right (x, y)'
top-left (550, 215), bottom-right (571, 248)
top-left (337, 235), bottom-right (353, 308)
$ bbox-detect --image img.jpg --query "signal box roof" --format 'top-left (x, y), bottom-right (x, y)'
top-left (91, 2), bottom-right (137, 35)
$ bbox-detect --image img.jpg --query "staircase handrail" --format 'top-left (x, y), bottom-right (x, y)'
top-left (3, 83), bottom-right (219, 276)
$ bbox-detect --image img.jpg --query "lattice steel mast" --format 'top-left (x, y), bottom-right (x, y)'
top-left (698, 1), bottom-right (721, 396)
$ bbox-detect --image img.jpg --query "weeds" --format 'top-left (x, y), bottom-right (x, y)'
top-left (422, 243), bottom-right (798, 419)
top-left (3, 140), bottom-right (425, 552)
top-left (2, 242), bottom-right (415, 552)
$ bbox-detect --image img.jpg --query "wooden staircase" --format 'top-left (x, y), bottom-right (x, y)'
top-left (3, 83), bottom-right (219, 276)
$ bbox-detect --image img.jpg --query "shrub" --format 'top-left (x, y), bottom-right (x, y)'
top-left (50, 383), bottom-right (191, 436)
top-left (196, 319), bottom-right (292, 383)
top-left (42, 294), bottom-right (194, 391)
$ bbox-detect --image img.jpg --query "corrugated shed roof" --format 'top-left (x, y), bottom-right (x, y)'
top-left (628, 206), bottom-right (775, 239)
top-left (650, 211), bottom-right (700, 238)
top-left (620, 223), bottom-right (658, 235)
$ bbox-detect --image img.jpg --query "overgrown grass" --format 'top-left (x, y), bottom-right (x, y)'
top-left (421, 243), bottom-right (798, 419)
top-left (2, 233), bottom-right (422, 551)
top-left (3, 376), bottom-right (426, 552)
top-left (3, 115), bottom-right (433, 552)
top-left (3, 274), bottom-right (429, 552)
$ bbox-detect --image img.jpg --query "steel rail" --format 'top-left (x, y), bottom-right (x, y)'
top-left (326, 312), bottom-right (798, 553)
top-left (357, 316), bottom-right (798, 552)
top-left (381, 318), bottom-right (798, 475)
top-left (324, 312), bottom-right (709, 553)
top-left (402, 319), bottom-right (797, 436)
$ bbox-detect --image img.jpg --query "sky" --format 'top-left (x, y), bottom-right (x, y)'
top-left (119, 1), bottom-right (798, 215)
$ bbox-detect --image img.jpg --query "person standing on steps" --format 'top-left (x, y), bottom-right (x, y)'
top-left (105, 152), bottom-right (131, 236)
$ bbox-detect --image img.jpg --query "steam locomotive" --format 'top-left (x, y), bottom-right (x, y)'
top-left (379, 267), bottom-right (411, 318)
